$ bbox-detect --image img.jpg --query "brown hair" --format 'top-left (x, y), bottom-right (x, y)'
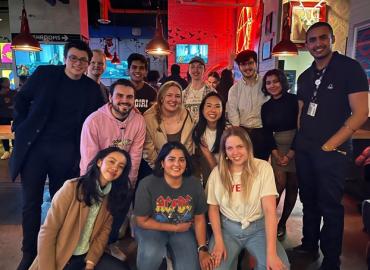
top-left (218, 127), bottom-right (257, 200)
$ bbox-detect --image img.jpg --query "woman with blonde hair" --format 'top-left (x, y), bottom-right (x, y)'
top-left (143, 81), bottom-right (195, 169)
top-left (207, 127), bottom-right (289, 270)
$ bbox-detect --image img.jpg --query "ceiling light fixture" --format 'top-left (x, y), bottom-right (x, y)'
top-left (111, 52), bottom-right (121, 64)
top-left (272, 14), bottom-right (298, 57)
top-left (145, 8), bottom-right (171, 56)
top-left (104, 44), bottom-right (113, 60)
top-left (11, 0), bottom-right (41, 51)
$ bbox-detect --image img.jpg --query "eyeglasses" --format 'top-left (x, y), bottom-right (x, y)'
top-left (67, 55), bottom-right (89, 65)
top-left (90, 61), bottom-right (104, 67)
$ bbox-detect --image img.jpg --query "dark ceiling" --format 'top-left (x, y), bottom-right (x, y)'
top-left (88, 0), bottom-right (168, 29)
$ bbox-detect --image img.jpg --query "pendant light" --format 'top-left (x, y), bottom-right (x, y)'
top-left (111, 52), bottom-right (121, 64)
top-left (145, 8), bottom-right (171, 56)
top-left (11, 0), bottom-right (41, 51)
top-left (272, 15), bottom-right (297, 57)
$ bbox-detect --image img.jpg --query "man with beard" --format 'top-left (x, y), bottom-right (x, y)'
top-left (291, 22), bottom-right (368, 270)
top-left (87, 49), bottom-right (109, 103)
top-left (127, 53), bottom-right (157, 114)
top-left (227, 50), bottom-right (270, 160)
top-left (80, 78), bottom-right (145, 259)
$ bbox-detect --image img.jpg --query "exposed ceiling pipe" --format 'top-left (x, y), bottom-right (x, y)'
top-left (99, 0), bottom-right (167, 24)
top-left (177, 0), bottom-right (257, 7)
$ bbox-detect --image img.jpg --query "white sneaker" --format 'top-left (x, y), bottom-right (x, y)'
top-left (107, 243), bottom-right (127, 261)
top-left (1, 151), bottom-right (10, 160)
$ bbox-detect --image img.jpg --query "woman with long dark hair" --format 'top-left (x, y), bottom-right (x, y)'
top-left (30, 147), bottom-right (131, 270)
top-left (193, 92), bottom-right (226, 184)
top-left (261, 69), bottom-right (299, 239)
top-left (207, 127), bottom-right (289, 270)
top-left (134, 142), bottom-right (213, 270)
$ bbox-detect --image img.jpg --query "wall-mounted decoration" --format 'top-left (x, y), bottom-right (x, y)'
top-left (283, 1), bottom-right (327, 46)
top-left (352, 19), bottom-right (370, 86)
top-left (284, 70), bottom-right (297, 94)
top-left (262, 39), bottom-right (272, 60)
top-left (265, 12), bottom-right (273, 35)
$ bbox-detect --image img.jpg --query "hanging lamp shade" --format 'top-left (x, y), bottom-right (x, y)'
top-left (111, 52), bottom-right (121, 64)
top-left (11, 4), bottom-right (41, 51)
top-left (272, 39), bottom-right (298, 56)
top-left (145, 9), bottom-right (171, 56)
top-left (104, 44), bottom-right (113, 60)
top-left (272, 15), bottom-right (297, 57)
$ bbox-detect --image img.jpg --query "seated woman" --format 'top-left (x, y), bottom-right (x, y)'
top-left (193, 92), bottom-right (226, 185)
top-left (30, 147), bottom-right (131, 270)
top-left (143, 81), bottom-right (195, 169)
top-left (261, 69), bottom-right (299, 239)
top-left (207, 127), bottom-right (289, 270)
top-left (134, 142), bottom-right (213, 270)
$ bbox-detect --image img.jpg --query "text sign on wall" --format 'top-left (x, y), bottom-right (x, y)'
top-left (11, 33), bottom-right (82, 43)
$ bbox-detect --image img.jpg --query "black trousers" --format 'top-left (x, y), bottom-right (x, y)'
top-left (20, 140), bottom-right (79, 256)
top-left (295, 136), bottom-right (348, 270)
top-left (241, 127), bottom-right (270, 161)
top-left (0, 117), bottom-right (13, 151)
top-left (64, 253), bottom-right (130, 270)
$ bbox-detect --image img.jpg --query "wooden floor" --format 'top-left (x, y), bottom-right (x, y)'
top-left (0, 152), bottom-right (368, 270)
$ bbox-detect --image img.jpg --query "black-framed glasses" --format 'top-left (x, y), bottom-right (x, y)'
top-left (67, 55), bottom-right (89, 65)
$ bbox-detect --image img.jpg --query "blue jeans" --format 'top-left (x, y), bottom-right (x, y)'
top-left (135, 226), bottom-right (200, 270)
top-left (209, 216), bottom-right (289, 270)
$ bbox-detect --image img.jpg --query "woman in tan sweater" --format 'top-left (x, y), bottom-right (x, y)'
top-left (30, 147), bottom-right (131, 270)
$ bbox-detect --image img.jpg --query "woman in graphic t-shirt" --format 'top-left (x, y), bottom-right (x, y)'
top-left (134, 142), bottom-right (213, 270)
top-left (207, 127), bottom-right (289, 270)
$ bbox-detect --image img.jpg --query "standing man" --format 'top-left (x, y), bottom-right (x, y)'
top-left (11, 40), bottom-right (104, 270)
top-left (183, 56), bottom-right (215, 122)
top-left (163, 64), bottom-right (188, 90)
top-left (80, 78), bottom-right (145, 255)
top-left (226, 50), bottom-right (270, 160)
top-left (87, 49), bottom-right (110, 103)
top-left (127, 53), bottom-right (157, 114)
top-left (293, 22), bottom-right (368, 270)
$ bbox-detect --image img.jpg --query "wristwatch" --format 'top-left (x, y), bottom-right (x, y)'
top-left (197, 245), bottom-right (209, 253)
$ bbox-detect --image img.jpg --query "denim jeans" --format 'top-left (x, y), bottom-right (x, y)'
top-left (135, 226), bottom-right (200, 270)
top-left (209, 216), bottom-right (289, 270)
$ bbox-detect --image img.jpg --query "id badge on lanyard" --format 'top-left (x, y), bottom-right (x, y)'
top-left (307, 69), bottom-right (326, 117)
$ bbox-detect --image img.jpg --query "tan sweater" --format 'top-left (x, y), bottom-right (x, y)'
top-left (29, 179), bottom-right (113, 270)
top-left (143, 106), bottom-right (195, 167)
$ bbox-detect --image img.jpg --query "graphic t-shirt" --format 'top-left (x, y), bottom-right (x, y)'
top-left (134, 83), bottom-right (157, 114)
top-left (134, 175), bottom-right (207, 224)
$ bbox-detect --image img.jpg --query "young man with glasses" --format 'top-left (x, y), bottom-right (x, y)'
top-left (11, 40), bottom-right (104, 270)
top-left (226, 50), bottom-right (270, 160)
top-left (87, 49), bottom-right (109, 103)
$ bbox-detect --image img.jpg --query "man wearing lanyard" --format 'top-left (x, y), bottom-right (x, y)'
top-left (292, 22), bottom-right (368, 270)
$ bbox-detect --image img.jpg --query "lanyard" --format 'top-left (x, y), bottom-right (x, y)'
top-left (311, 68), bottom-right (326, 102)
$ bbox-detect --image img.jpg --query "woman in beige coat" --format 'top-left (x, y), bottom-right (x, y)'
top-left (143, 81), bottom-right (195, 169)
top-left (30, 147), bottom-right (131, 270)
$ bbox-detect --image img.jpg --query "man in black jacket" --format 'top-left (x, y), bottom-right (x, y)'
top-left (11, 40), bottom-right (104, 270)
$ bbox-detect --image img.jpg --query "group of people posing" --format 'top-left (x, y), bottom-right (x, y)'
top-left (10, 21), bottom-right (369, 270)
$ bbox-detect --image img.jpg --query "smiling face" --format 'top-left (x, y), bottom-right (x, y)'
top-left (207, 76), bottom-right (219, 89)
top-left (225, 135), bottom-right (248, 169)
top-left (306, 25), bottom-right (334, 61)
top-left (203, 95), bottom-right (223, 126)
top-left (161, 149), bottom-right (187, 180)
top-left (129, 60), bottom-right (147, 84)
top-left (97, 151), bottom-right (127, 187)
top-left (109, 84), bottom-right (135, 120)
top-left (162, 85), bottom-right (182, 114)
top-left (189, 62), bottom-right (205, 81)
top-left (238, 58), bottom-right (257, 79)
top-left (88, 51), bottom-right (106, 79)
top-left (265, 74), bottom-right (283, 99)
top-left (64, 47), bottom-right (89, 80)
